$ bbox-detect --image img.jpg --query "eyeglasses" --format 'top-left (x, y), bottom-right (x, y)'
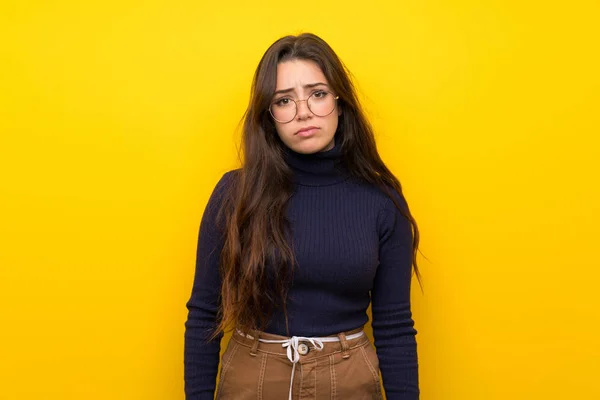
top-left (269, 90), bottom-right (339, 124)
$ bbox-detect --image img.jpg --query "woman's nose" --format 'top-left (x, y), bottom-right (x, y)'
top-left (296, 99), bottom-right (312, 120)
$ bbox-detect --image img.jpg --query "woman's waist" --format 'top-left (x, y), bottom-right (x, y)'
top-left (232, 325), bottom-right (369, 359)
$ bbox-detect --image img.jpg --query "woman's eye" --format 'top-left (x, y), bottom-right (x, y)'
top-left (275, 98), bottom-right (291, 106)
top-left (313, 90), bottom-right (328, 98)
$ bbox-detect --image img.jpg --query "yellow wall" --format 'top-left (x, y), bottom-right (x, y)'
top-left (1, 1), bottom-right (599, 399)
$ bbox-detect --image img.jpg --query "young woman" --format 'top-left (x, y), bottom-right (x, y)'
top-left (184, 33), bottom-right (421, 400)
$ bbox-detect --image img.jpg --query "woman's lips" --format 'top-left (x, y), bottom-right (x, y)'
top-left (295, 127), bottom-right (319, 137)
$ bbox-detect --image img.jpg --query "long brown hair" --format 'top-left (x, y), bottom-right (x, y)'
top-left (213, 33), bottom-right (422, 338)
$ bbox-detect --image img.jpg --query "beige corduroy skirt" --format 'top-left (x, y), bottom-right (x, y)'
top-left (215, 326), bottom-right (383, 400)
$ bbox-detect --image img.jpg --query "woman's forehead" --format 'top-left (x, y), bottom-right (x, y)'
top-left (275, 60), bottom-right (329, 91)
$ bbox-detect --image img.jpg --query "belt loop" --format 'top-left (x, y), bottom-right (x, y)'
top-left (249, 330), bottom-right (260, 357)
top-left (338, 332), bottom-right (350, 359)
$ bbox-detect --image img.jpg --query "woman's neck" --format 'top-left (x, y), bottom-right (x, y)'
top-left (282, 136), bottom-right (349, 186)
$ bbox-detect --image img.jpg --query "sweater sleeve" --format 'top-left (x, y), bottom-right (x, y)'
top-left (372, 192), bottom-right (420, 400)
top-left (184, 171), bottom-right (235, 400)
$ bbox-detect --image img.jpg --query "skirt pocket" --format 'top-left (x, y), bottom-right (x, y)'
top-left (332, 341), bottom-right (383, 400)
top-left (215, 338), bottom-right (240, 399)
top-left (215, 338), bottom-right (265, 399)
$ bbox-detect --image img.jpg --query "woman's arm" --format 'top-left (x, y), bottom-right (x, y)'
top-left (184, 171), bottom-right (234, 400)
top-left (371, 192), bottom-right (420, 400)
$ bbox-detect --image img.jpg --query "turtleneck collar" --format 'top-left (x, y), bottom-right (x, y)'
top-left (282, 134), bottom-right (350, 186)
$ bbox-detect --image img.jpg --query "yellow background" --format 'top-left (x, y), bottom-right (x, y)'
top-left (1, 0), bottom-right (599, 399)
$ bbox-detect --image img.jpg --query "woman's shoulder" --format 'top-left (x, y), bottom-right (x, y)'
top-left (220, 167), bottom-right (242, 180)
top-left (213, 168), bottom-right (241, 190)
top-left (205, 168), bottom-right (241, 207)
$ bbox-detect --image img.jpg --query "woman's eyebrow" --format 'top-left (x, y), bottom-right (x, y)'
top-left (273, 82), bottom-right (328, 96)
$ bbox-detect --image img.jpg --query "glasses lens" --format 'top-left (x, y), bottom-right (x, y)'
top-left (270, 98), bottom-right (296, 123)
top-left (308, 91), bottom-right (336, 117)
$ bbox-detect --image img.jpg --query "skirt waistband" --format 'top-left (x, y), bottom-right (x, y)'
top-left (232, 326), bottom-right (368, 359)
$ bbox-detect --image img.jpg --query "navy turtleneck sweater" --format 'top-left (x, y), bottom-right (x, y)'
top-left (184, 140), bottom-right (419, 399)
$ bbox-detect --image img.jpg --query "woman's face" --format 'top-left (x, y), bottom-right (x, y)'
top-left (271, 59), bottom-right (340, 154)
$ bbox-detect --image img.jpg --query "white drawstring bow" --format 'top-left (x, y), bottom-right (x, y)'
top-left (260, 336), bottom-right (325, 400)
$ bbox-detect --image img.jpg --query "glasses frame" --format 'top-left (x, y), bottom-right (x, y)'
top-left (268, 90), bottom-right (340, 124)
